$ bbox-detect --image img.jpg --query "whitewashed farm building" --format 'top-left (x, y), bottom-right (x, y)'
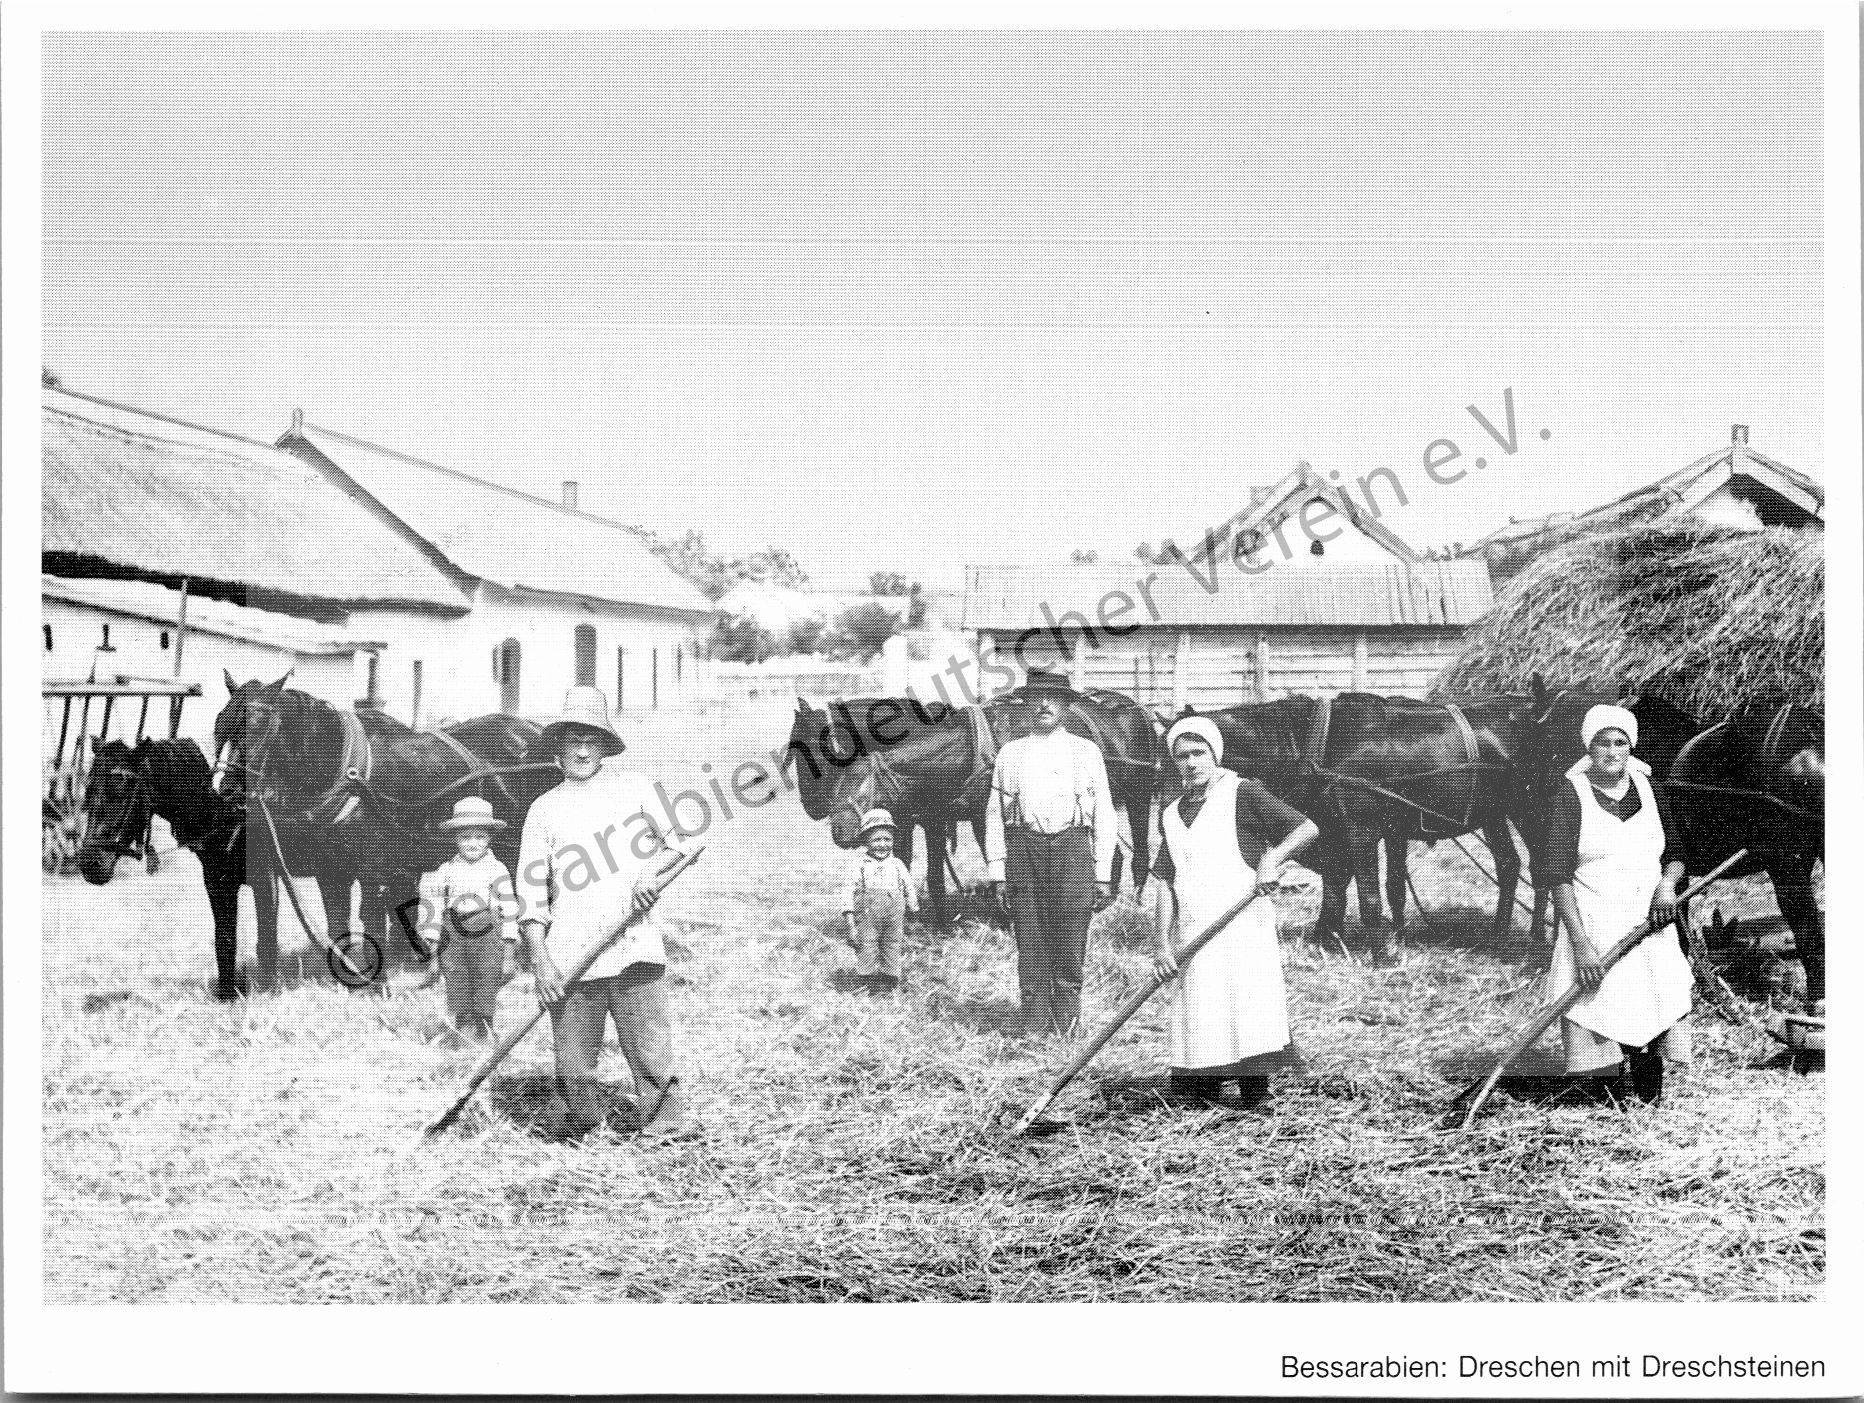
top-left (42, 389), bottom-right (461, 753)
top-left (277, 416), bottom-right (717, 726)
top-left (43, 387), bottom-right (718, 751)
top-left (964, 462), bottom-right (1495, 708)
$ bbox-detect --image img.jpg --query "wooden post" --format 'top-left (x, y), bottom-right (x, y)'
top-left (1253, 632), bottom-right (1270, 701)
top-left (1352, 630), bottom-right (1368, 691)
top-left (172, 578), bottom-right (190, 677)
top-left (1171, 630), bottom-right (1191, 710)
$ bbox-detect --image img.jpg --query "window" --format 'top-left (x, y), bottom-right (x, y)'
top-left (159, 630), bottom-right (171, 650)
top-left (574, 624), bottom-right (597, 688)
top-left (43, 624), bottom-right (52, 652)
top-left (493, 638), bottom-right (522, 715)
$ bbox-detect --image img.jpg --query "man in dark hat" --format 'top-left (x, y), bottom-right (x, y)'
top-left (983, 668), bottom-right (1117, 1035)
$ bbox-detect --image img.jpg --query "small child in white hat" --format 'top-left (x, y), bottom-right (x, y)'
top-left (425, 795), bottom-right (519, 1040)
top-left (841, 809), bottom-right (917, 989)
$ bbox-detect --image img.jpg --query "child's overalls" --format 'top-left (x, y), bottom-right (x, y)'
top-left (853, 864), bottom-right (907, 983)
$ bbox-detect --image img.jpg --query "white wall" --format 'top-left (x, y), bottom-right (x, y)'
top-left (41, 598), bottom-right (357, 759)
top-left (346, 582), bottom-right (712, 728)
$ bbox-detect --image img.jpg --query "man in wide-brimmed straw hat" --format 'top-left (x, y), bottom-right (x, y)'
top-left (516, 686), bottom-right (692, 1139)
top-left (983, 667), bottom-right (1118, 1036)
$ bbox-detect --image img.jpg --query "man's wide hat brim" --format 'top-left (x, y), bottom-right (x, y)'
top-left (538, 720), bottom-right (626, 757)
top-left (1019, 668), bottom-right (1080, 700)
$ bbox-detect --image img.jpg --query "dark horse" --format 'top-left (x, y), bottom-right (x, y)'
top-left (1609, 697), bottom-right (1824, 1005)
top-left (215, 674), bottom-right (560, 983)
top-left (785, 688), bottom-right (1162, 923)
top-left (77, 737), bottom-right (278, 999)
top-left (1180, 693), bottom-right (1586, 955)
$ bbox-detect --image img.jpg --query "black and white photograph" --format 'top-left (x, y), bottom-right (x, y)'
top-left (5, 5), bottom-right (1859, 1395)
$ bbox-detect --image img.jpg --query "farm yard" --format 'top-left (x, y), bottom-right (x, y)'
top-left (41, 701), bottom-right (1823, 1304)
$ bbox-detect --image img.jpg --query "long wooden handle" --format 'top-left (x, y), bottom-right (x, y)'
top-left (423, 843), bottom-right (706, 1136)
top-left (1457, 849), bottom-right (1746, 1130)
top-left (1012, 882), bottom-right (1268, 1135)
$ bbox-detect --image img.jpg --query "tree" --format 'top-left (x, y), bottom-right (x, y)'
top-left (785, 615), bottom-right (828, 656)
top-left (823, 602), bottom-right (902, 660)
top-left (1069, 548), bottom-right (1101, 565)
top-left (868, 570), bottom-right (911, 596)
top-left (641, 528), bottom-right (811, 601)
top-left (709, 613), bottom-right (781, 663)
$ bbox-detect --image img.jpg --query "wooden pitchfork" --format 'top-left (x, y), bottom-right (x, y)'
top-left (1011, 882), bottom-right (1271, 1136)
top-left (422, 844), bottom-right (706, 1136)
top-left (1455, 849), bottom-right (1746, 1130)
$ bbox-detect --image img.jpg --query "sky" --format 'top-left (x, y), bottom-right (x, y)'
top-left (42, 29), bottom-right (1824, 591)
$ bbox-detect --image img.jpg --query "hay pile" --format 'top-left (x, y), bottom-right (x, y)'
top-left (1435, 523), bottom-right (1823, 717)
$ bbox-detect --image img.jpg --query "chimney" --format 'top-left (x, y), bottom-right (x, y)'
top-left (290, 408), bottom-right (303, 436)
top-left (561, 480), bottom-right (579, 511)
top-left (1732, 424), bottom-right (1749, 445)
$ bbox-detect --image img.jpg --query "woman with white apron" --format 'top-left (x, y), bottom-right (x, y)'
top-left (1151, 717), bottom-right (1320, 1108)
top-left (1546, 704), bottom-right (1691, 1106)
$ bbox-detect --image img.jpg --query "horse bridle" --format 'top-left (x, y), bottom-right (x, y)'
top-left (217, 693), bottom-right (289, 799)
top-left (84, 755), bottom-right (156, 862)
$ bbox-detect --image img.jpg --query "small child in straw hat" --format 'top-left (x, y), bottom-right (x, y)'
top-left (425, 795), bottom-right (519, 1040)
top-left (841, 809), bottom-right (917, 990)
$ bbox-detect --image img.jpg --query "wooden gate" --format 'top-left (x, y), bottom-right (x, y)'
top-left (42, 677), bottom-right (201, 873)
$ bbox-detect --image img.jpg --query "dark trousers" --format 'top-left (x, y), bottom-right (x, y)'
top-left (1003, 827), bottom-right (1095, 1033)
top-left (441, 932), bottom-right (507, 1035)
top-left (546, 964), bottom-right (678, 1134)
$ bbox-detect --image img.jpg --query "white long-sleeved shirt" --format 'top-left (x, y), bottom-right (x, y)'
top-left (983, 728), bottom-right (1118, 883)
top-left (515, 764), bottom-right (684, 982)
top-left (422, 851), bottom-right (520, 943)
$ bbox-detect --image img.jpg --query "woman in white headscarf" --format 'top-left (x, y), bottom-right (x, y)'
top-left (1151, 715), bottom-right (1320, 1108)
top-left (1545, 704), bottom-right (1691, 1106)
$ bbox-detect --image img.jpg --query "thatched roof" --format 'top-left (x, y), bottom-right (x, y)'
top-left (283, 421), bottom-right (717, 617)
top-left (43, 392), bottom-right (469, 613)
top-left (1432, 522), bottom-right (1822, 717)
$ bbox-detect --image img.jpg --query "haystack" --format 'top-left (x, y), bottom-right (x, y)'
top-left (1433, 522), bottom-right (1822, 718)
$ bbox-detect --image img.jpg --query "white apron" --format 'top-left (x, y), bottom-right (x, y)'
top-left (1547, 769), bottom-right (1693, 1051)
top-left (1161, 772), bottom-right (1289, 1069)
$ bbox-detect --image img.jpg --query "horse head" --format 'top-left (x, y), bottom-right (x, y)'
top-left (821, 750), bottom-right (913, 849)
top-left (214, 672), bottom-right (326, 800)
top-left (785, 698), bottom-right (837, 820)
top-left (215, 672), bottom-right (290, 792)
top-left (76, 738), bottom-right (152, 885)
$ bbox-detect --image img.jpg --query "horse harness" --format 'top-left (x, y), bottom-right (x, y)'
top-left (262, 708), bottom-right (554, 837)
top-left (1665, 704), bottom-right (1821, 826)
top-left (1300, 698), bottom-right (1495, 837)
